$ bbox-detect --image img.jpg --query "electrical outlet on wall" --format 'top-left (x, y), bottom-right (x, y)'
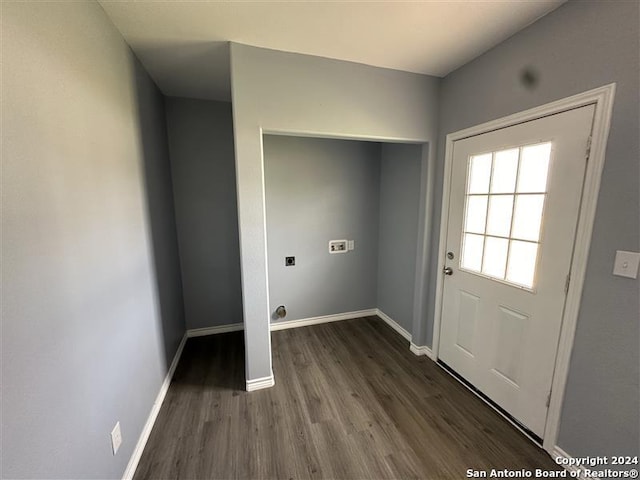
top-left (329, 239), bottom-right (348, 254)
top-left (111, 421), bottom-right (122, 455)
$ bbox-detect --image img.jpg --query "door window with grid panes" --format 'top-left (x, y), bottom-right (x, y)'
top-left (460, 142), bottom-right (552, 289)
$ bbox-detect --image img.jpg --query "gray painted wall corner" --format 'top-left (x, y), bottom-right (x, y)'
top-left (377, 143), bottom-right (423, 333)
top-left (164, 97), bottom-right (244, 330)
top-left (133, 57), bottom-right (187, 366)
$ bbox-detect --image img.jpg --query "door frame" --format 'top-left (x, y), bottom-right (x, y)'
top-left (431, 84), bottom-right (616, 453)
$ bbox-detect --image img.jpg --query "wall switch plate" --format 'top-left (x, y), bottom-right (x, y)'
top-left (111, 421), bottom-right (122, 455)
top-left (613, 250), bottom-right (639, 279)
top-left (329, 239), bottom-right (348, 254)
top-left (347, 240), bottom-right (355, 251)
top-left (613, 250), bottom-right (640, 278)
top-left (285, 256), bottom-right (295, 266)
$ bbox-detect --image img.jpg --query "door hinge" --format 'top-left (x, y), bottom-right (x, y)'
top-left (565, 274), bottom-right (571, 294)
top-left (585, 134), bottom-right (592, 161)
top-left (546, 391), bottom-right (552, 408)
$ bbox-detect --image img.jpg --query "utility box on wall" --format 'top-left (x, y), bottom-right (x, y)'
top-left (329, 240), bottom-right (348, 253)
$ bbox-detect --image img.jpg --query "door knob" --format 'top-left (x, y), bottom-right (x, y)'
top-left (443, 267), bottom-right (453, 276)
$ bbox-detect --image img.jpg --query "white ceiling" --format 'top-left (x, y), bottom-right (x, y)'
top-left (99, 1), bottom-right (566, 102)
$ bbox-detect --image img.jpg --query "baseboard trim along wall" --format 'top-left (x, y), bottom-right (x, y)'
top-left (187, 322), bottom-right (244, 337)
top-left (184, 310), bottom-right (436, 359)
top-left (409, 342), bottom-right (434, 358)
top-left (377, 309), bottom-right (435, 360)
top-left (122, 332), bottom-right (188, 480)
top-left (246, 374), bottom-right (276, 392)
top-left (270, 309), bottom-right (378, 331)
top-left (376, 309), bottom-right (412, 341)
top-left (552, 446), bottom-right (600, 480)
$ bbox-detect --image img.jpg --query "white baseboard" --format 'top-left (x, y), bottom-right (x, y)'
top-left (375, 309), bottom-right (436, 360)
top-left (246, 374), bottom-right (275, 391)
top-left (122, 332), bottom-right (188, 480)
top-left (552, 446), bottom-right (599, 480)
top-left (270, 309), bottom-right (377, 331)
top-left (409, 342), bottom-right (435, 359)
top-left (187, 322), bottom-right (243, 337)
top-left (185, 310), bottom-right (378, 338)
top-left (376, 309), bottom-right (412, 341)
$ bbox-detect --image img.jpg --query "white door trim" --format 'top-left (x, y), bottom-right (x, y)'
top-left (431, 84), bottom-right (616, 453)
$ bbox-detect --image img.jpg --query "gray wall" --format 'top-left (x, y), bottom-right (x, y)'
top-left (377, 144), bottom-right (423, 332)
top-left (136, 53), bottom-right (186, 370)
top-left (1, 2), bottom-right (185, 478)
top-left (264, 136), bottom-right (381, 322)
top-left (436, 0), bottom-right (639, 461)
top-left (230, 43), bottom-right (440, 382)
top-left (164, 98), bottom-right (243, 330)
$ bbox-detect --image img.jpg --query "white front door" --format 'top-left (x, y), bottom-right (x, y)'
top-left (438, 105), bottom-right (595, 438)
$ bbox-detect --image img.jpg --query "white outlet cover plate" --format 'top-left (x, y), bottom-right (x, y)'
top-left (111, 421), bottom-right (122, 455)
top-left (329, 239), bottom-right (348, 254)
top-left (613, 250), bottom-right (640, 279)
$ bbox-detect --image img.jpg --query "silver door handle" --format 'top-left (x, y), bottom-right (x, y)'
top-left (443, 267), bottom-right (453, 276)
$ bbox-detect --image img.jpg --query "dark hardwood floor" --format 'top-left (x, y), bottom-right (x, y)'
top-left (134, 316), bottom-right (560, 479)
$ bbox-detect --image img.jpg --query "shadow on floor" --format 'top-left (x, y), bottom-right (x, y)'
top-left (172, 331), bottom-right (245, 391)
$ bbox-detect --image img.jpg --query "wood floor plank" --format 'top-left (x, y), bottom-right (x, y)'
top-left (134, 317), bottom-right (561, 480)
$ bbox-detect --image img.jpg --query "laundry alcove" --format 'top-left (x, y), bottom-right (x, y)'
top-left (263, 134), bottom-right (424, 334)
